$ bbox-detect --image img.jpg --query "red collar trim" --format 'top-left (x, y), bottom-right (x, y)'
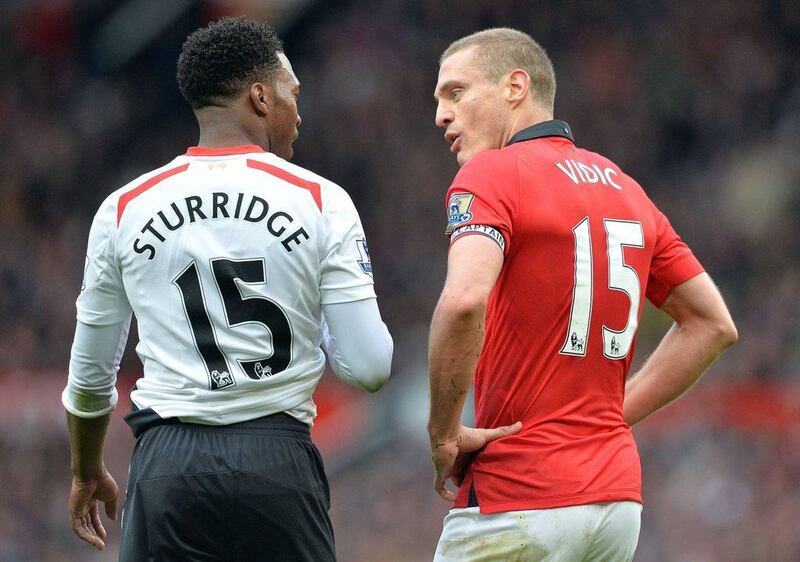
top-left (186, 144), bottom-right (265, 156)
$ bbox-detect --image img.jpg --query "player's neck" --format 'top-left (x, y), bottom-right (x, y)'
top-left (503, 106), bottom-right (554, 147)
top-left (194, 107), bottom-right (268, 151)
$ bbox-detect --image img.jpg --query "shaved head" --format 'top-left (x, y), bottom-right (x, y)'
top-left (440, 28), bottom-right (556, 113)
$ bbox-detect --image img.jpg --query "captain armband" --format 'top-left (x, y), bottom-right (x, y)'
top-left (450, 224), bottom-right (506, 253)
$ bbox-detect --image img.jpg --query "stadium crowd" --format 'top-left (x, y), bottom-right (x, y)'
top-left (0, 1), bottom-right (798, 560)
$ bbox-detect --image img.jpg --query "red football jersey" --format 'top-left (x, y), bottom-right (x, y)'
top-left (444, 120), bottom-right (704, 514)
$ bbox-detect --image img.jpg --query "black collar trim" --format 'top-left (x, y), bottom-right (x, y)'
top-left (506, 119), bottom-right (574, 146)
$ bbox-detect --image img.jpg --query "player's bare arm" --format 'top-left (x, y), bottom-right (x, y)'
top-left (428, 234), bottom-right (521, 501)
top-left (624, 273), bottom-right (737, 425)
top-left (66, 412), bottom-right (119, 551)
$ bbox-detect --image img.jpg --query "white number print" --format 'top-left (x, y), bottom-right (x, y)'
top-left (560, 218), bottom-right (592, 356)
top-left (602, 220), bottom-right (644, 359)
top-left (560, 218), bottom-right (644, 360)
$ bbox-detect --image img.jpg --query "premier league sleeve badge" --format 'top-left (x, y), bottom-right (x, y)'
top-left (445, 192), bottom-right (475, 235)
top-left (356, 238), bottom-right (373, 275)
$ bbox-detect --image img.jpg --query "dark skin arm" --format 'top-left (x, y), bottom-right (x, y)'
top-left (66, 411), bottom-right (119, 551)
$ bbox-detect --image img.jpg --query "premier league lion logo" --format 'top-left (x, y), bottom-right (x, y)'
top-left (570, 332), bottom-right (584, 352)
top-left (446, 192), bottom-right (475, 234)
top-left (211, 369), bottom-right (234, 388)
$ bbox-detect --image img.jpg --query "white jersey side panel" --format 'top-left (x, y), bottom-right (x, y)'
top-left (77, 150), bottom-right (375, 425)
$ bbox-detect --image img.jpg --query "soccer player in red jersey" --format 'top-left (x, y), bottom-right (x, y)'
top-left (428, 28), bottom-right (737, 561)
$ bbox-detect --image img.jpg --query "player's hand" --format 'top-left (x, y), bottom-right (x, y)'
top-left (69, 467), bottom-right (119, 551)
top-left (431, 422), bottom-right (523, 502)
top-left (449, 450), bottom-right (476, 488)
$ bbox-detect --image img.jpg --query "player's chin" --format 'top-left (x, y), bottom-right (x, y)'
top-left (457, 143), bottom-right (495, 166)
top-left (456, 147), bottom-right (474, 167)
top-left (286, 134), bottom-right (299, 159)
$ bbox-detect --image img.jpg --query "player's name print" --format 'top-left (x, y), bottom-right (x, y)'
top-left (133, 192), bottom-right (310, 260)
top-left (555, 159), bottom-right (622, 190)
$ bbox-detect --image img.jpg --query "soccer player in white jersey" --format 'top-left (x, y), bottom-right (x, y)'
top-left (62, 17), bottom-right (392, 561)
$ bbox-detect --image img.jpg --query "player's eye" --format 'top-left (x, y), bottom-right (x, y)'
top-left (451, 88), bottom-right (463, 100)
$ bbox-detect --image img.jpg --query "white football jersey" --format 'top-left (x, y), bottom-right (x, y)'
top-left (77, 145), bottom-right (375, 425)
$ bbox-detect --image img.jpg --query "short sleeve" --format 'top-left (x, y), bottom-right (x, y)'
top-left (319, 187), bottom-right (376, 304)
top-left (444, 150), bottom-right (518, 254)
top-left (76, 200), bottom-right (132, 325)
top-left (645, 211), bottom-right (705, 307)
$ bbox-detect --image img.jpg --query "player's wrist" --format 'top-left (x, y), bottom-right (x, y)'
top-left (71, 461), bottom-right (107, 482)
top-left (427, 424), bottom-right (460, 445)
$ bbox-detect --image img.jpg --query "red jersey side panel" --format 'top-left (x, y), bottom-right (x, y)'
top-left (444, 136), bottom-right (704, 513)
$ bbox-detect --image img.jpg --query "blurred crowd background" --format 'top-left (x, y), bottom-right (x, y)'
top-left (1, 0), bottom-right (798, 560)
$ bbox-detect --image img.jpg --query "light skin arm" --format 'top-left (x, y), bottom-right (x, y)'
top-left (624, 273), bottom-right (738, 425)
top-left (428, 235), bottom-right (522, 501)
top-left (66, 412), bottom-right (119, 551)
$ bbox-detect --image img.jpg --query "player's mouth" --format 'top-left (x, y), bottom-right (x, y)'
top-left (446, 132), bottom-right (462, 153)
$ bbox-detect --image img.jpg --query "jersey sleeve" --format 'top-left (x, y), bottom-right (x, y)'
top-left (63, 318), bottom-right (130, 417)
top-left (319, 186), bottom-right (377, 304)
top-left (646, 211), bottom-right (705, 307)
top-left (321, 298), bottom-right (392, 392)
top-left (76, 199), bottom-right (132, 325)
top-left (444, 150), bottom-right (519, 254)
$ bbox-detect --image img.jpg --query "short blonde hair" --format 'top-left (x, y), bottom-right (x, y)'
top-left (440, 28), bottom-right (556, 112)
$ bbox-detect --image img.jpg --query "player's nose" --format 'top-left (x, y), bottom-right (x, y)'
top-left (435, 103), bottom-right (454, 129)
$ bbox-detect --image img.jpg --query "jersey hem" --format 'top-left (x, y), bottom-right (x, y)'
top-left (651, 251), bottom-right (703, 277)
top-left (466, 489), bottom-right (643, 514)
top-left (131, 391), bottom-right (316, 427)
top-left (650, 259), bottom-right (705, 308)
top-left (62, 398), bottom-right (116, 419)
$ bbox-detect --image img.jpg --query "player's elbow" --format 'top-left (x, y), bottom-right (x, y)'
top-left (714, 317), bottom-right (738, 349)
top-left (692, 315), bottom-right (737, 353)
top-left (342, 337), bottom-right (393, 393)
top-left (438, 287), bottom-right (489, 321)
top-left (349, 355), bottom-right (391, 393)
top-left (358, 368), bottom-right (391, 393)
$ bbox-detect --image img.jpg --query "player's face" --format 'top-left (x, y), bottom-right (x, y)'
top-left (266, 52), bottom-right (302, 160)
top-left (435, 48), bottom-right (507, 166)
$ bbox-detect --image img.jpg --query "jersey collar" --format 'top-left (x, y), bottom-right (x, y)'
top-left (186, 144), bottom-right (265, 156)
top-left (506, 119), bottom-right (574, 146)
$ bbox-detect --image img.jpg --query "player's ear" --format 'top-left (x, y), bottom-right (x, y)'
top-left (505, 69), bottom-right (531, 106)
top-left (250, 83), bottom-right (270, 116)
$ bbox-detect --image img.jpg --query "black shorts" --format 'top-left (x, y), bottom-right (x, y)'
top-left (119, 412), bottom-right (335, 562)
